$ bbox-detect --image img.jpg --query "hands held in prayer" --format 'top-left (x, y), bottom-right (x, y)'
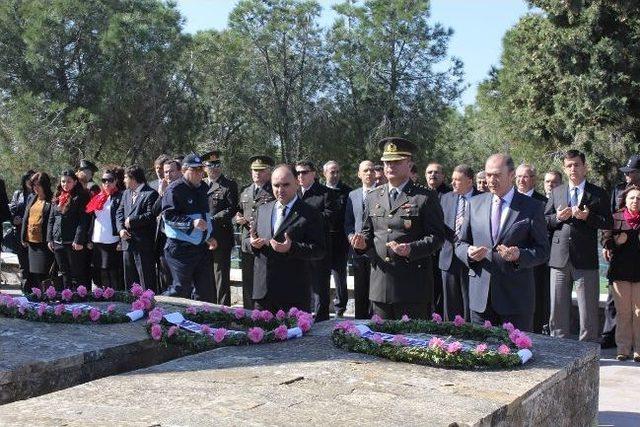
top-left (496, 244), bottom-right (520, 262)
top-left (249, 221), bottom-right (266, 249)
top-left (207, 237), bottom-right (218, 251)
top-left (386, 240), bottom-right (411, 257)
top-left (270, 232), bottom-right (292, 253)
top-left (467, 245), bottom-right (489, 261)
top-left (349, 233), bottom-right (366, 250)
top-left (557, 205), bottom-right (589, 221)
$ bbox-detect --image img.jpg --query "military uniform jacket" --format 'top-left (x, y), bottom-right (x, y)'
top-left (236, 182), bottom-right (274, 253)
top-left (206, 174), bottom-right (239, 244)
top-left (358, 180), bottom-right (445, 304)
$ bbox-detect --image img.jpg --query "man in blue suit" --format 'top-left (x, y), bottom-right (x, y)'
top-left (344, 160), bottom-right (376, 318)
top-left (455, 154), bottom-right (550, 332)
top-left (439, 164), bottom-right (480, 321)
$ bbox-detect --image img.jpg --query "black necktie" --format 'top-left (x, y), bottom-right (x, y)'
top-left (390, 188), bottom-right (398, 202)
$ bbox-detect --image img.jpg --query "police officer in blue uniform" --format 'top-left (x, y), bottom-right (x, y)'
top-left (161, 153), bottom-right (218, 301)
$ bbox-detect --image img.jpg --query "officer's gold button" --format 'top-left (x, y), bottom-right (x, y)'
top-left (387, 228), bottom-right (392, 232)
top-left (384, 256), bottom-right (390, 262)
top-left (388, 214), bottom-right (393, 218)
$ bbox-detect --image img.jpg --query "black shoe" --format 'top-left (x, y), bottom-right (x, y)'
top-left (616, 354), bottom-right (629, 361)
top-left (600, 336), bottom-right (616, 349)
top-left (634, 354), bottom-right (640, 363)
top-left (335, 308), bottom-right (346, 317)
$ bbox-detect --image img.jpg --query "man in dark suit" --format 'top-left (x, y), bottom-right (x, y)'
top-left (203, 150), bottom-right (239, 306)
top-left (425, 162), bottom-right (451, 316)
top-left (148, 154), bottom-right (170, 192)
top-left (439, 164), bottom-right (480, 321)
top-left (235, 156), bottom-right (275, 309)
top-left (248, 164), bottom-right (325, 313)
top-left (295, 160), bottom-right (338, 321)
top-left (516, 163), bottom-right (551, 334)
top-left (116, 165), bottom-right (159, 290)
top-left (323, 160), bottom-right (353, 316)
top-left (351, 138), bottom-right (445, 320)
top-left (344, 160), bottom-right (376, 319)
top-left (455, 154), bottom-right (549, 332)
top-left (545, 149), bottom-right (612, 341)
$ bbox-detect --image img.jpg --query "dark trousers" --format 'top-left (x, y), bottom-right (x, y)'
top-left (53, 244), bottom-right (88, 289)
top-left (331, 234), bottom-right (349, 311)
top-left (240, 250), bottom-right (255, 309)
top-left (432, 252), bottom-right (443, 314)
top-left (211, 229), bottom-right (233, 306)
top-left (532, 264), bottom-right (551, 334)
top-left (352, 256), bottom-right (371, 319)
top-left (155, 232), bottom-right (172, 294)
top-left (311, 258), bottom-right (331, 322)
top-left (471, 303), bottom-right (534, 333)
top-left (15, 227), bottom-right (31, 287)
top-left (123, 247), bottom-right (156, 290)
top-left (371, 301), bottom-right (430, 320)
top-left (442, 257), bottom-right (470, 322)
top-left (164, 239), bottom-right (214, 302)
top-left (92, 242), bottom-right (124, 290)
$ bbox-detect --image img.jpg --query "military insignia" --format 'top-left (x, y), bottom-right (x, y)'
top-left (387, 142), bottom-right (398, 152)
top-left (375, 204), bottom-right (380, 208)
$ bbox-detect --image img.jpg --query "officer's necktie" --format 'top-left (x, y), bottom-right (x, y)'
top-left (390, 187), bottom-right (398, 203)
top-left (491, 196), bottom-right (503, 243)
top-left (454, 195), bottom-right (466, 240)
top-left (273, 204), bottom-right (287, 234)
top-left (569, 186), bottom-right (579, 207)
top-left (254, 185), bottom-right (260, 200)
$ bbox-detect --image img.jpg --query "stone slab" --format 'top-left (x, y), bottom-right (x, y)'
top-left (0, 320), bottom-right (599, 426)
top-left (0, 300), bottom-right (191, 405)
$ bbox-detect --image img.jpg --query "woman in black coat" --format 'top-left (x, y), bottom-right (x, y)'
top-left (47, 170), bottom-right (90, 290)
top-left (86, 166), bottom-right (125, 290)
top-left (20, 172), bottom-right (53, 292)
top-left (10, 170), bottom-right (35, 287)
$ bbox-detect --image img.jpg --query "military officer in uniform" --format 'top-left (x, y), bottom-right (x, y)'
top-left (203, 150), bottom-right (239, 306)
top-left (350, 137), bottom-right (445, 319)
top-left (235, 156), bottom-right (275, 309)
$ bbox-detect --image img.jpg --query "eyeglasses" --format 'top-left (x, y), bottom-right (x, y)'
top-left (205, 162), bottom-right (222, 168)
top-left (101, 177), bottom-right (115, 183)
top-left (295, 170), bottom-right (312, 176)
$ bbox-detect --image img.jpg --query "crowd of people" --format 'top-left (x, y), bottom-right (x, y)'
top-left (1, 141), bottom-right (639, 361)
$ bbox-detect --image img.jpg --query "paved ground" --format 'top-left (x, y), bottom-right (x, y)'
top-left (1, 252), bottom-right (638, 424)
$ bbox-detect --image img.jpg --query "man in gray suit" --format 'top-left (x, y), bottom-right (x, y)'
top-left (344, 160), bottom-right (376, 319)
top-left (455, 154), bottom-right (550, 332)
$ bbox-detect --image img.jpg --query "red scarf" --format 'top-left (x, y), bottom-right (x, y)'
top-left (623, 207), bottom-right (640, 229)
top-left (85, 188), bottom-right (116, 213)
top-left (57, 190), bottom-right (70, 209)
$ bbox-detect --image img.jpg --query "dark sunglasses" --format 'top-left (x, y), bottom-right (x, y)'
top-left (295, 170), bottom-right (312, 176)
top-left (101, 177), bottom-right (115, 183)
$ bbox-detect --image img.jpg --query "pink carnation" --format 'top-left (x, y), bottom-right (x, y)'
top-left (37, 303), bottom-right (47, 317)
top-left (148, 308), bottom-right (164, 324)
top-left (93, 287), bottom-right (104, 299)
top-left (251, 309), bottom-right (261, 321)
top-left (141, 298), bottom-right (153, 310)
top-left (453, 315), bottom-right (465, 327)
top-left (31, 287), bottom-right (42, 298)
top-left (431, 313), bottom-right (443, 324)
top-left (201, 324), bottom-right (212, 335)
top-left (502, 322), bottom-right (515, 333)
top-left (372, 333), bottom-right (384, 344)
top-left (475, 343), bottom-right (488, 354)
top-left (514, 334), bottom-right (532, 349)
top-left (274, 324), bottom-right (288, 341)
top-left (72, 307), bottom-right (82, 319)
top-left (103, 287), bottom-right (115, 299)
top-left (150, 324), bottom-right (163, 341)
top-left (371, 314), bottom-right (384, 325)
top-left (18, 303), bottom-right (27, 315)
top-left (167, 325), bottom-right (178, 338)
top-left (276, 310), bottom-right (286, 321)
top-left (213, 327), bottom-right (227, 343)
top-left (61, 289), bottom-right (73, 302)
top-left (446, 341), bottom-right (463, 353)
top-left (76, 285), bottom-right (88, 298)
top-left (202, 304), bottom-right (213, 313)
top-left (392, 334), bottom-right (409, 346)
top-left (107, 304), bottom-right (116, 313)
top-left (54, 304), bottom-right (65, 316)
top-left (247, 327), bottom-right (265, 343)
top-left (288, 307), bottom-right (299, 317)
top-left (234, 307), bottom-right (245, 319)
top-left (45, 286), bottom-right (57, 299)
top-left (89, 308), bottom-right (101, 322)
top-left (428, 336), bottom-right (445, 349)
top-left (142, 289), bottom-right (155, 299)
top-left (131, 300), bottom-right (145, 311)
top-left (297, 315), bottom-right (312, 332)
top-left (5, 297), bottom-right (16, 308)
top-left (401, 314), bottom-right (410, 322)
top-left (483, 320), bottom-right (492, 329)
top-left (221, 305), bottom-right (229, 313)
top-left (185, 306), bottom-right (198, 315)
top-left (498, 344), bottom-right (511, 355)
top-left (260, 310), bottom-right (274, 322)
top-left (130, 283), bottom-right (144, 297)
